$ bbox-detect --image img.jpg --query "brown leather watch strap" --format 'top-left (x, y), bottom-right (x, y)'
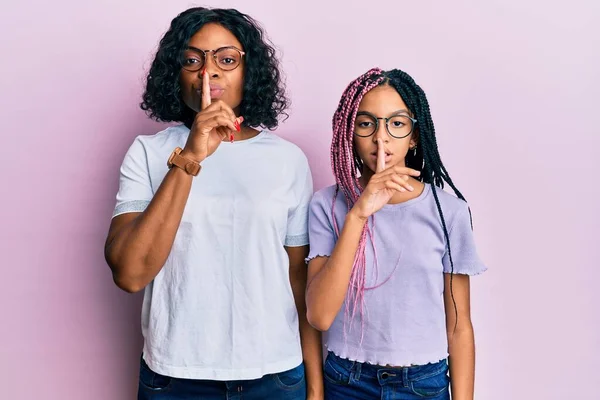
top-left (167, 147), bottom-right (201, 176)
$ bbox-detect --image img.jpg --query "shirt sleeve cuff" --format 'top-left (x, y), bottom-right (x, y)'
top-left (284, 233), bottom-right (309, 247)
top-left (112, 200), bottom-right (151, 218)
top-left (444, 262), bottom-right (488, 276)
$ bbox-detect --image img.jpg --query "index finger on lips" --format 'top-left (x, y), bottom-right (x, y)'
top-left (376, 139), bottom-right (385, 173)
top-left (201, 68), bottom-right (211, 110)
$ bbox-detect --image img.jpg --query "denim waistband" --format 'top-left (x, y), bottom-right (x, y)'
top-left (326, 351), bottom-right (448, 385)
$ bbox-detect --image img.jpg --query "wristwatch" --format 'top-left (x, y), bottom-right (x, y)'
top-left (167, 147), bottom-right (201, 176)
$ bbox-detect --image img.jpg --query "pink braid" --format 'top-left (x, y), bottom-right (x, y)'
top-left (330, 68), bottom-right (387, 343)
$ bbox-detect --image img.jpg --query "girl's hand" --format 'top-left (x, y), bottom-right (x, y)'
top-left (350, 139), bottom-right (421, 220)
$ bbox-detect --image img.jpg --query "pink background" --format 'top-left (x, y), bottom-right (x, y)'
top-left (1, 0), bottom-right (598, 398)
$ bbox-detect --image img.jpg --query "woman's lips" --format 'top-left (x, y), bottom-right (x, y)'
top-left (196, 84), bottom-right (225, 99)
top-left (209, 84), bottom-right (224, 98)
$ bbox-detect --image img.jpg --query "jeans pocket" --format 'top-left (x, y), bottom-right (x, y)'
top-left (323, 353), bottom-right (350, 386)
top-left (139, 358), bottom-right (172, 391)
top-left (273, 363), bottom-right (306, 391)
top-left (408, 364), bottom-right (449, 398)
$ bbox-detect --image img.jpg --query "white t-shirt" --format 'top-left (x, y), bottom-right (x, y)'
top-left (113, 124), bottom-right (313, 380)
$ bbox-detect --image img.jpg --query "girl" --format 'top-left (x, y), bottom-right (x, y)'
top-left (306, 68), bottom-right (486, 400)
top-left (104, 7), bottom-right (323, 399)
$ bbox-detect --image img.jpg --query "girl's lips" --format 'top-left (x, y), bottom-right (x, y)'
top-left (371, 149), bottom-right (393, 157)
top-left (370, 153), bottom-right (392, 164)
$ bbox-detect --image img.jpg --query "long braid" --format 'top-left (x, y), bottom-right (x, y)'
top-left (331, 67), bottom-right (473, 336)
top-left (384, 69), bottom-right (470, 331)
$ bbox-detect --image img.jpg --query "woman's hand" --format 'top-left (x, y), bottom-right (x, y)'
top-left (182, 69), bottom-right (242, 162)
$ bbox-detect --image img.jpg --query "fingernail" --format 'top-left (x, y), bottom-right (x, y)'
top-left (239, 116), bottom-right (244, 123)
top-left (201, 67), bottom-right (206, 75)
top-left (234, 121), bottom-right (241, 132)
top-left (408, 186), bottom-right (414, 191)
top-left (230, 133), bottom-right (235, 143)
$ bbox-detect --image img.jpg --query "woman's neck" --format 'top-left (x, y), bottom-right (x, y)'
top-left (234, 126), bottom-right (260, 141)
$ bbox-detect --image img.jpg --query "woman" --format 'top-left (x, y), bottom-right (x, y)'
top-left (104, 7), bottom-right (323, 399)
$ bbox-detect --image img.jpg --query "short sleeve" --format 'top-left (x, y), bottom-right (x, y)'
top-left (112, 137), bottom-right (154, 218)
top-left (442, 203), bottom-right (487, 275)
top-left (285, 158), bottom-right (314, 247)
top-left (306, 191), bottom-right (337, 263)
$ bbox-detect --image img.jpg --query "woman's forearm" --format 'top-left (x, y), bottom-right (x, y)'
top-left (105, 166), bottom-right (194, 292)
top-left (287, 246), bottom-right (324, 398)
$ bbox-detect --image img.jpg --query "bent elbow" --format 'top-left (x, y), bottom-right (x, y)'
top-left (105, 250), bottom-right (148, 294)
top-left (113, 274), bottom-right (146, 294)
top-left (109, 260), bottom-right (148, 294)
top-left (306, 308), bottom-right (334, 332)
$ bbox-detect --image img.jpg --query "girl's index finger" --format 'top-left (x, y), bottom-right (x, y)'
top-left (201, 68), bottom-right (211, 110)
top-left (376, 139), bottom-right (386, 173)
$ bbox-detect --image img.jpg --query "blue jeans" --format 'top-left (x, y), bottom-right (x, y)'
top-left (137, 357), bottom-right (306, 399)
top-left (324, 351), bottom-right (450, 400)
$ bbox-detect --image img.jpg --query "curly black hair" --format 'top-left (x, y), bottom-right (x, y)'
top-left (140, 7), bottom-right (289, 129)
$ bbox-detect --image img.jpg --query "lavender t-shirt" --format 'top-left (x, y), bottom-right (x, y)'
top-left (307, 183), bottom-right (487, 366)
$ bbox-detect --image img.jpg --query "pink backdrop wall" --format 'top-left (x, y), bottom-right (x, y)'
top-left (1, 0), bottom-right (598, 398)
